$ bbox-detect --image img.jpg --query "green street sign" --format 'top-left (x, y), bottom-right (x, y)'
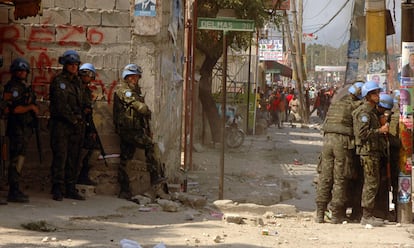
top-left (197, 17), bottom-right (255, 32)
top-left (266, 69), bottom-right (281, 73)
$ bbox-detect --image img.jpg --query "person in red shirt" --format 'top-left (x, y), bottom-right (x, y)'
top-left (267, 90), bottom-right (281, 127)
top-left (286, 89), bottom-right (294, 121)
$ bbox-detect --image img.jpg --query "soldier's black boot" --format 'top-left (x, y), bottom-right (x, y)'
top-left (360, 208), bottom-right (384, 227)
top-left (349, 207), bottom-right (362, 222)
top-left (150, 172), bottom-right (168, 186)
top-left (315, 202), bottom-right (326, 223)
top-left (65, 184), bottom-right (85, 200)
top-left (77, 158), bottom-right (97, 186)
top-left (331, 206), bottom-right (346, 224)
top-left (7, 183), bottom-right (29, 203)
top-left (118, 164), bottom-right (132, 200)
top-left (52, 184), bottom-right (63, 201)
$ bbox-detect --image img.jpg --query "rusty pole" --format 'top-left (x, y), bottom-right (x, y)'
top-left (189, 0), bottom-right (198, 171)
top-left (219, 31), bottom-right (228, 200)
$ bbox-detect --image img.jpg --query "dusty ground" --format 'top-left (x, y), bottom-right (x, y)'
top-left (0, 119), bottom-right (414, 248)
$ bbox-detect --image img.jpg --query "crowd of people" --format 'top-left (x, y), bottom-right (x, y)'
top-left (256, 84), bottom-right (336, 128)
top-left (316, 80), bottom-right (401, 227)
top-left (0, 51), bottom-right (165, 204)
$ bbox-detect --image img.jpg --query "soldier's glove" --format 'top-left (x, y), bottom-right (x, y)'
top-left (132, 101), bottom-right (151, 115)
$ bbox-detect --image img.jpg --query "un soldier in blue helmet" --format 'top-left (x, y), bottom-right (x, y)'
top-left (315, 81), bottom-right (364, 224)
top-left (49, 50), bottom-right (85, 201)
top-left (3, 58), bottom-right (38, 203)
top-left (113, 64), bottom-right (167, 201)
top-left (352, 80), bottom-right (389, 227)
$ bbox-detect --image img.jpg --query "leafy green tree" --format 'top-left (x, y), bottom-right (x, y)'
top-left (196, 0), bottom-right (277, 142)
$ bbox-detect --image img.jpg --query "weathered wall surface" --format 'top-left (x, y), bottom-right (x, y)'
top-left (0, 0), bottom-right (184, 194)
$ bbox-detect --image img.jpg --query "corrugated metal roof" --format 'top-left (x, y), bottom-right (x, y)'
top-left (0, 0), bottom-right (41, 20)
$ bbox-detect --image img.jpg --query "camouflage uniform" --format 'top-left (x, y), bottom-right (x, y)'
top-left (78, 81), bottom-right (98, 185)
top-left (113, 82), bottom-right (162, 198)
top-left (4, 76), bottom-right (36, 202)
top-left (49, 70), bottom-right (84, 198)
top-left (316, 94), bottom-right (362, 223)
top-left (353, 101), bottom-right (386, 214)
top-left (388, 104), bottom-right (400, 220)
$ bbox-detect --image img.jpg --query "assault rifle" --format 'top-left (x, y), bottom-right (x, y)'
top-left (28, 86), bottom-right (42, 164)
top-left (383, 110), bottom-right (392, 191)
top-left (84, 111), bottom-right (108, 167)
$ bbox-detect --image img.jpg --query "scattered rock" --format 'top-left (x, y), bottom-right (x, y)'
top-left (223, 214), bottom-right (244, 224)
top-left (21, 221), bottom-right (57, 232)
top-left (156, 199), bottom-right (180, 212)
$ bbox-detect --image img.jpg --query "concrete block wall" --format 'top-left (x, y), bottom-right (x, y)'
top-left (0, 0), bottom-right (185, 193)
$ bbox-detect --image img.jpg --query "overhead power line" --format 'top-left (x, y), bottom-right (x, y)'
top-left (303, 0), bottom-right (332, 20)
top-left (312, 0), bottom-right (352, 34)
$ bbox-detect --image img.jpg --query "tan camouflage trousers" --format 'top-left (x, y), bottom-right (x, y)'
top-left (316, 133), bottom-right (354, 208)
top-left (360, 155), bottom-right (381, 210)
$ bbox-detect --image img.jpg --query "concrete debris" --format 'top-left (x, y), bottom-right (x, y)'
top-left (156, 199), bottom-right (180, 212)
top-left (21, 220), bottom-right (57, 232)
top-left (184, 212), bottom-right (194, 220)
top-left (213, 200), bottom-right (297, 216)
top-left (223, 214), bottom-right (244, 224)
top-left (131, 195), bottom-right (152, 205)
top-left (174, 192), bottom-right (207, 208)
top-left (213, 235), bottom-right (224, 243)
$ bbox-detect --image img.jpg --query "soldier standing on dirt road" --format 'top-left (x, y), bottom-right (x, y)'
top-left (3, 58), bottom-right (39, 203)
top-left (113, 64), bottom-right (166, 201)
top-left (352, 80), bottom-right (389, 227)
top-left (49, 50), bottom-right (86, 201)
top-left (315, 81), bottom-right (364, 224)
top-left (77, 63), bottom-right (100, 186)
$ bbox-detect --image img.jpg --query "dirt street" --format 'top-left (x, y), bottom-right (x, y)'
top-left (0, 120), bottom-right (414, 248)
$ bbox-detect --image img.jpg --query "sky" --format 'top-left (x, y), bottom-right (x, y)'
top-left (302, 0), bottom-right (401, 48)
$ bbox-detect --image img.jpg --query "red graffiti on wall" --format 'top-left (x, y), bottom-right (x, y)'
top-left (91, 79), bottom-right (118, 103)
top-left (27, 25), bottom-right (54, 51)
top-left (30, 52), bottom-right (57, 98)
top-left (58, 25), bottom-right (84, 46)
top-left (0, 24), bottom-right (105, 55)
top-left (0, 25), bottom-right (25, 54)
top-left (87, 29), bottom-right (104, 45)
top-left (0, 22), bottom-right (115, 104)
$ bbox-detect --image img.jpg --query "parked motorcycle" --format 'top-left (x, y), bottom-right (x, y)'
top-left (226, 114), bottom-right (245, 148)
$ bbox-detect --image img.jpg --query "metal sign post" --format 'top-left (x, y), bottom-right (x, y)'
top-left (197, 17), bottom-right (254, 200)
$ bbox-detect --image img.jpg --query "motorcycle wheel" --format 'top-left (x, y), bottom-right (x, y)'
top-left (226, 128), bottom-right (245, 148)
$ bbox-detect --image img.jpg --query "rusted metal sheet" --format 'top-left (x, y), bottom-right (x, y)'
top-left (0, 0), bottom-right (41, 20)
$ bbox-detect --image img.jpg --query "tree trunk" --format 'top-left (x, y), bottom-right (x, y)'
top-left (199, 55), bottom-right (222, 143)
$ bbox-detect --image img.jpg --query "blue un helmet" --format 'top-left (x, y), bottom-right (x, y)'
top-left (10, 58), bottom-right (30, 73)
top-left (378, 93), bottom-right (394, 110)
top-left (58, 50), bottom-right (81, 65)
top-left (393, 89), bottom-right (400, 104)
top-left (79, 63), bottom-right (96, 79)
top-left (361, 80), bottom-right (381, 98)
top-left (122, 63), bottom-right (143, 80)
top-left (348, 81), bottom-right (364, 99)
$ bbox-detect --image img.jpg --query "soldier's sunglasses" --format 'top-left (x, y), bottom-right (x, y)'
top-left (79, 69), bottom-right (95, 78)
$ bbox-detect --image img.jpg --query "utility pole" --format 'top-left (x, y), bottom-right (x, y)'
top-left (366, 0), bottom-right (392, 221)
top-left (291, 0), bottom-right (307, 123)
top-left (365, 0), bottom-right (387, 89)
top-left (398, 0), bottom-right (414, 224)
top-left (344, 0), bottom-right (365, 85)
top-left (298, 0), bottom-right (309, 121)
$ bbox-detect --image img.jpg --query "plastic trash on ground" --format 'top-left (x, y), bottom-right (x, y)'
top-left (120, 239), bottom-right (142, 248)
